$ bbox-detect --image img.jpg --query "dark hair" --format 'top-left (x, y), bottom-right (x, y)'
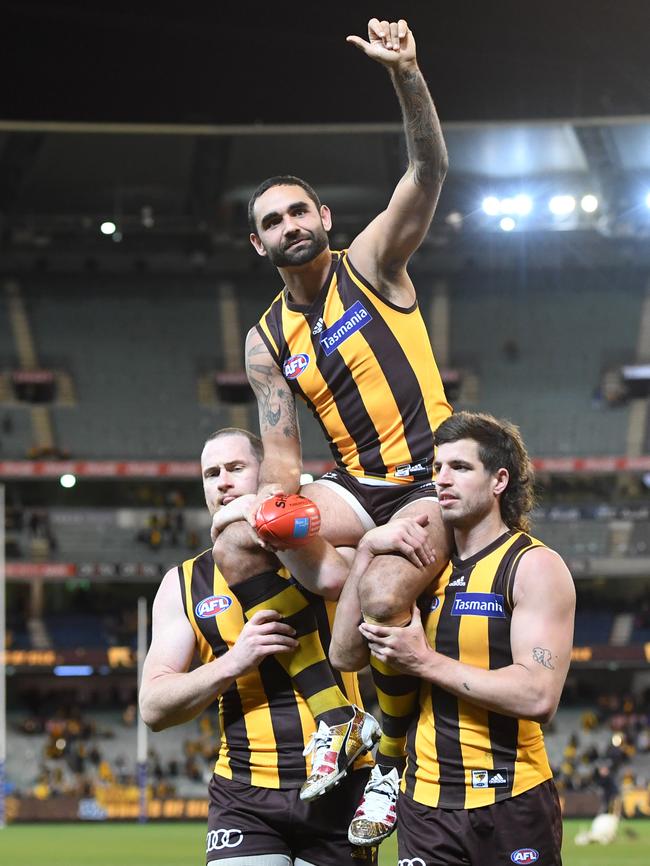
top-left (433, 411), bottom-right (535, 532)
top-left (247, 175), bottom-right (322, 233)
top-left (204, 427), bottom-right (264, 464)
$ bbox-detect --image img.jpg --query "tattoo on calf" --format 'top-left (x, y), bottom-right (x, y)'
top-left (532, 647), bottom-right (555, 670)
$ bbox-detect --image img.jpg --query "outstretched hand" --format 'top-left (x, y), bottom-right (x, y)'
top-left (347, 18), bottom-right (416, 68)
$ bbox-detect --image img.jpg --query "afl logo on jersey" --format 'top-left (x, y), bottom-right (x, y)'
top-left (429, 596), bottom-right (440, 611)
top-left (195, 595), bottom-right (232, 619)
top-left (510, 850), bottom-right (539, 864)
top-left (283, 353), bottom-right (310, 379)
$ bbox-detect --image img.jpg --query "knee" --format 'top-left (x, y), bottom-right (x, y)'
top-left (359, 571), bottom-right (411, 626)
top-left (212, 522), bottom-right (273, 583)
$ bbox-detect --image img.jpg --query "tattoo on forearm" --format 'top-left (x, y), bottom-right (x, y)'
top-left (393, 67), bottom-right (446, 186)
top-left (279, 388), bottom-right (298, 439)
top-left (463, 682), bottom-right (470, 692)
top-left (532, 647), bottom-right (555, 670)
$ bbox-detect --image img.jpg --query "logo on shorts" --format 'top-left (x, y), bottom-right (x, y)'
top-left (451, 593), bottom-right (506, 618)
top-left (510, 849), bottom-right (539, 864)
top-left (398, 859), bottom-right (426, 866)
top-left (283, 353), bottom-right (310, 379)
top-left (195, 595), bottom-right (232, 619)
top-left (319, 300), bottom-right (372, 356)
top-left (206, 829), bottom-right (244, 852)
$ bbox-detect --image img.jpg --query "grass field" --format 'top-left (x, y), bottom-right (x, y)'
top-left (0, 819), bottom-right (648, 865)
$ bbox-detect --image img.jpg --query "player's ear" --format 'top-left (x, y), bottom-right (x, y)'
top-left (320, 205), bottom-right (332, 232)
top-left (250, 232), bottom-right (268, 257)
top-left (493, 468), bottom-right (509, 497)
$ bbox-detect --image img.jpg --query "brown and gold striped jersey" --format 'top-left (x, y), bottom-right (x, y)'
top-left (179, 549), bottom-right (368, 789)
top-left (256, 250), bottom-right (452, 484)
top-left (403, 531), bottom-right (553, 809)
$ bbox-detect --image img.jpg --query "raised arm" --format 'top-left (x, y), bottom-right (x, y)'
top-left (347, 18), bottom-right (448, 298)
top-left (245, 326), bottom-right (302, 499)
top-left (361, 546), bottom-right (575, 724)
top-left (139, 568), bottom-right (297, 731)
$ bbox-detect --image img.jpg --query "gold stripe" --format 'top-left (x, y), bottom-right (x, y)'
top-left (380, 733), bottom-right (407, 758)
top-left (322, 280), bottom-right (404, 472)
top-left (283, 629), bottom-right (327, 674)
top-left (209, 566), bottom-right (281, 788)
top-left (280, 280), bottom-right (359, 473)
top-left (245, 584), bottom-right (310, 619)
top-left (343, 257), bottom-right (452, 466)
top-left (308, 685), bottom-right (351, 718)
top-left (409, 685), bottom-right (440, 806)
top-left (374, 687), bottom-right (418, 718)
top-left (512, 721), bottom-right (552, 796)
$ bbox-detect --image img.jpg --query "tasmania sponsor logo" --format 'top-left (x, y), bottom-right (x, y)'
top-left (510, 849), bottom-right (539, 864)
top-left (451, 592), bottom-right (506, 618)
top-left (283, 353), bottom-right (310, 379)
top-left (319, 300), bottom-right (372, 356)
top-left (195, 595), bottom-right (232, 619)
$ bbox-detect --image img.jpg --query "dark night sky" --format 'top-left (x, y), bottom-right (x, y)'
top-left (3, 0), bottom-right (650, 125)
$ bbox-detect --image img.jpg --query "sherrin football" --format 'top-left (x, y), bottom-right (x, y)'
top-left (254, 494), bottom-right (321, 548)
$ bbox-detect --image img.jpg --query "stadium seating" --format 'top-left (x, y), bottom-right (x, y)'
top-left (449, 267), bottom-right (645, 457)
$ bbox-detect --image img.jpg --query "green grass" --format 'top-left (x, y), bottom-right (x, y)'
top-left (0, 819), bottom-right (648, 865)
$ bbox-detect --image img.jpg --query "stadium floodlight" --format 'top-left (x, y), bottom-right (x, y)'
top-left (512, 194), bottom-right (533, 216)
top-left (100, 221), bottom-right (117, 235)
top-left (499, 217), bottom-right (516, 232)
top-left (580, 194), bottom-right (599, 213)
top-left (549, 195), bottom-right (576, 216)
top-left (60, 473), bottom-right (76, 489)
top-left (482, 196), bottom-right (500, 216)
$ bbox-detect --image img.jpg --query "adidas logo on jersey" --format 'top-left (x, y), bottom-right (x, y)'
top-left (311, 317), bottom-right (325, 335)
top-left (449, 576), bottom-right (466, 587)
top-left (489, 773), bottom-right (507, 785)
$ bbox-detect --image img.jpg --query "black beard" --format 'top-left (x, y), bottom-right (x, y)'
top-left (266, 228), bottom-right (329, 268)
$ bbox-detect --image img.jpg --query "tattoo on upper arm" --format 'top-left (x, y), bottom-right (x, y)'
top-left (532, 647), bottom-right (555, 670)
top-left (246, 341), bottom-right (297, 436)
top-left (394, 67), bottom-right (446, 187)
top-left (463, 682), bottom-right (470, 692)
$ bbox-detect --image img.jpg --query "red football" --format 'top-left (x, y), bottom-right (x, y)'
top-left (254, 494), bottom-right (321, 548)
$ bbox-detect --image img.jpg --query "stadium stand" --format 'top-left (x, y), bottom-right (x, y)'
top-left (449, 267), bottom-right (645, 457)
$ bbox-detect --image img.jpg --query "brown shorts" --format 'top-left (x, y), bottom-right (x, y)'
top-left (206, 770), bottom-right (377, 866)
top-left (316, 469), bottom-right (438, 529)
top-left (397, 780), bottom-right (563, 866)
